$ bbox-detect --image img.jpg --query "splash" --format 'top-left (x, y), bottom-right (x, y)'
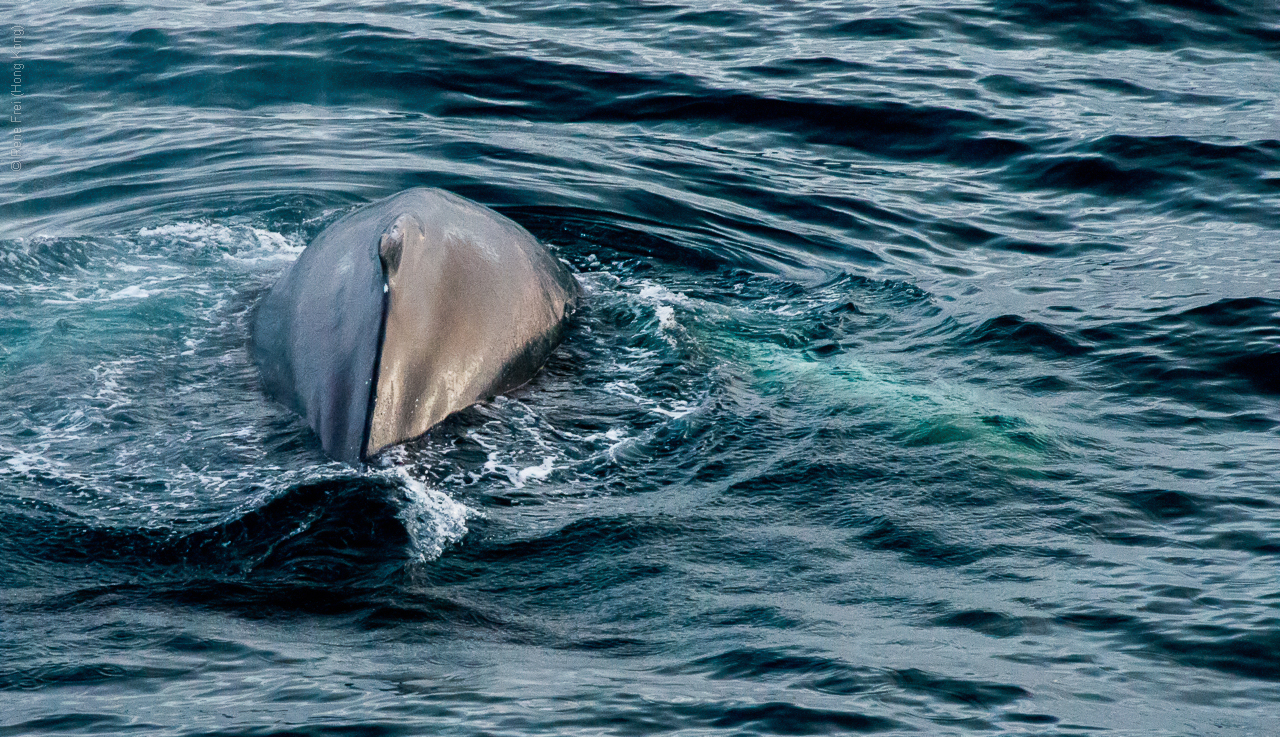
top-left (516, 456), bottom-right (556, 485)
top-left (390, 467), bottom-right (473, 563)
top-left (135, 222), bottom-right (303, 268)
top-left (637, 282), bottom-right (685, 342)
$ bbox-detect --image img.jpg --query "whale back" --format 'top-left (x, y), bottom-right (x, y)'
top-left (251, 188), bottom-right (579, 463)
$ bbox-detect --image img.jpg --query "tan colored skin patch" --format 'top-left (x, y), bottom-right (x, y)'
top-left (364, 195), bottom-right (576, 458)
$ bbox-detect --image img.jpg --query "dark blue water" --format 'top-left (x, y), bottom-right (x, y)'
top-left (3, 1), bottom-right (1279, 734)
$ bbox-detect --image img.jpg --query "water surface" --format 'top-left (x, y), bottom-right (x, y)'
top-left (3, 1), bottom-right (1279, 734)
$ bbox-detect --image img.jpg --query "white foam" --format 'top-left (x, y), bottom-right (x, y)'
top-left (654, 303), bottom-right (676, 330)
top-left (0, 444), bottom-right (97, 507)
top-left (109, 284), bottom-right (151, 300)
top-left (648, 401), bottom-right (694, 419)
top-left (601, 380), bottom-right (694, 420)
top-left (88, 357), bottom-right (140, 409)
top-left (579, 426), bottom-right (637, 463)
top-left (3, 448), bottom-right (44, 476)
top-left (482, 450), bottom-right (524, 487)
top-left (516, 456), bottom-right (556, 485)
top-left (393, 467), bottom-right (473, 563)
top-left (637, 283), bottom-right (684, 337)
top-left (136, 221), bottom-right (303, 267)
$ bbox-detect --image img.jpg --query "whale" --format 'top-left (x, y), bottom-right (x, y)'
top-left (251, 187), bottom-right (580, 464)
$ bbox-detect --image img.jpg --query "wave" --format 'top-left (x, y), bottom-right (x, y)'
top-left (958, 298), bottom-right (1280, 413)
top-left (1, 473), bottom-right (469, 611)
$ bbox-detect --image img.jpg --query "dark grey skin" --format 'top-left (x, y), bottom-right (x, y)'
top-left (251, 188), bottom-right (580, 464)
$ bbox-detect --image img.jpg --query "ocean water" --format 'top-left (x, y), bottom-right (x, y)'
top-left (2, 1), bottom-right (1279, 734)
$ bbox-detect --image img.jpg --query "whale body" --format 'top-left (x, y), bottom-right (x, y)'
top-left (251, 187), bottom-right (580, 463)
